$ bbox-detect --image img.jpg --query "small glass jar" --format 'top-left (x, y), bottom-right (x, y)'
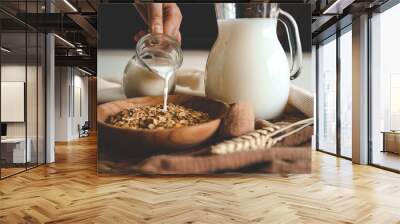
top-left (123, 33), bottom-right (183, 98)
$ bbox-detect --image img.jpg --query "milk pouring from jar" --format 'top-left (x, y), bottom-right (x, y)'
top-left (206, 3), bottom-right (303, 119)
top-left (142, 56), bottom-right (176, 111)
top-left (123, 33), bottom-right (183, 111)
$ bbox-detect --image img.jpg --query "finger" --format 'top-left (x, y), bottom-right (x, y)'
top-left (175, 31), bottom-right (181, 43)
top-left (163, 4), bottom-right (182, 37)
top-left (148, 3), bottom-right (163, 33)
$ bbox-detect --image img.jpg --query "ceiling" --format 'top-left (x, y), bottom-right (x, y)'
top-left (1, 0), bottom-right (100, 73)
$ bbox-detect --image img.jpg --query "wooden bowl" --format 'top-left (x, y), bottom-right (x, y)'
top-left (97, 95), bottom-right (229, 157)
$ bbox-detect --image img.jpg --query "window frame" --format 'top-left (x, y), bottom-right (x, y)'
top-left (315, 23), bottom-right (353, 160)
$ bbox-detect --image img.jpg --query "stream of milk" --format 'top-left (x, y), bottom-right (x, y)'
top-left (143, 58), bottom-right (175, 112)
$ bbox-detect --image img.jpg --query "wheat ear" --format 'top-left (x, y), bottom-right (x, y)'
top-left (211, 118), bottom-right (314, 155)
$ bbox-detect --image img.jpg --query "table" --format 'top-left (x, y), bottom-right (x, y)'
top-left (1, 138), bottom-right (31, 164)
top-left (382, 131), bottom-right (400, 154)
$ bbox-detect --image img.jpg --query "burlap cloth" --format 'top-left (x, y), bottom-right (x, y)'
top-left (98, 113), bottom-right (313, 175)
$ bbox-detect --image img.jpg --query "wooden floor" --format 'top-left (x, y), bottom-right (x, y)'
top-left (1, 167), bottom-right (26, 178)
top-left (1, 135), bottom-right (400, 224)
top-left (372, 150), bottom-right (400, 171)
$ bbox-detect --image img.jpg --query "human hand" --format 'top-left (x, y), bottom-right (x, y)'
top-left (134, 3), bottom-right (182, 42)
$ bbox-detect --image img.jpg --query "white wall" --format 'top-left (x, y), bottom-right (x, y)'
top-left (1, 65), bottom-right (25, 133)
top-left (55, 67), bottom-right (89, 141)
top-left (1, 63), bottom-right (46, 164)
top-left (1, 65), bottom-right (35, 138)
top-left (55, 67), bottom-right (70, 141)
top-left (72, 73), bottom-right (89, 138)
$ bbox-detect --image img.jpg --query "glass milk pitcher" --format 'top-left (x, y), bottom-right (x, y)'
top-left (123, 33), bottom-right (183, 98)
top-left (205, 3), bottom-right (302, 119)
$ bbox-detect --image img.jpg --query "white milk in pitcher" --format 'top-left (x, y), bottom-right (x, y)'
top-left (206, 19), bottom-right (290, 119)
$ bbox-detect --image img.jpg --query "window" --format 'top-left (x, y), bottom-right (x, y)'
top-left (370, 2), bottom-right (400, 171)
top-left (339, 29), bottom-right (352, 158)
top-left (317, 36), bottom-right (337, 155)
top-left (316, 26), bottom-right (353, 159)
top-left (0, 1), bottom-right (47, 179)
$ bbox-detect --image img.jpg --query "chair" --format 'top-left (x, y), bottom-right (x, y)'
top-left (79, 121), bottom-right (90, 138)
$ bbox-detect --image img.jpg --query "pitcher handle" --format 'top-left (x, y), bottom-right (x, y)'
top-left (278, 9), bottom-right (303, 80)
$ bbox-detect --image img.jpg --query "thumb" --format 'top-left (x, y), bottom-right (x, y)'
top-left (148, 3), bottom-right (163, 33)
